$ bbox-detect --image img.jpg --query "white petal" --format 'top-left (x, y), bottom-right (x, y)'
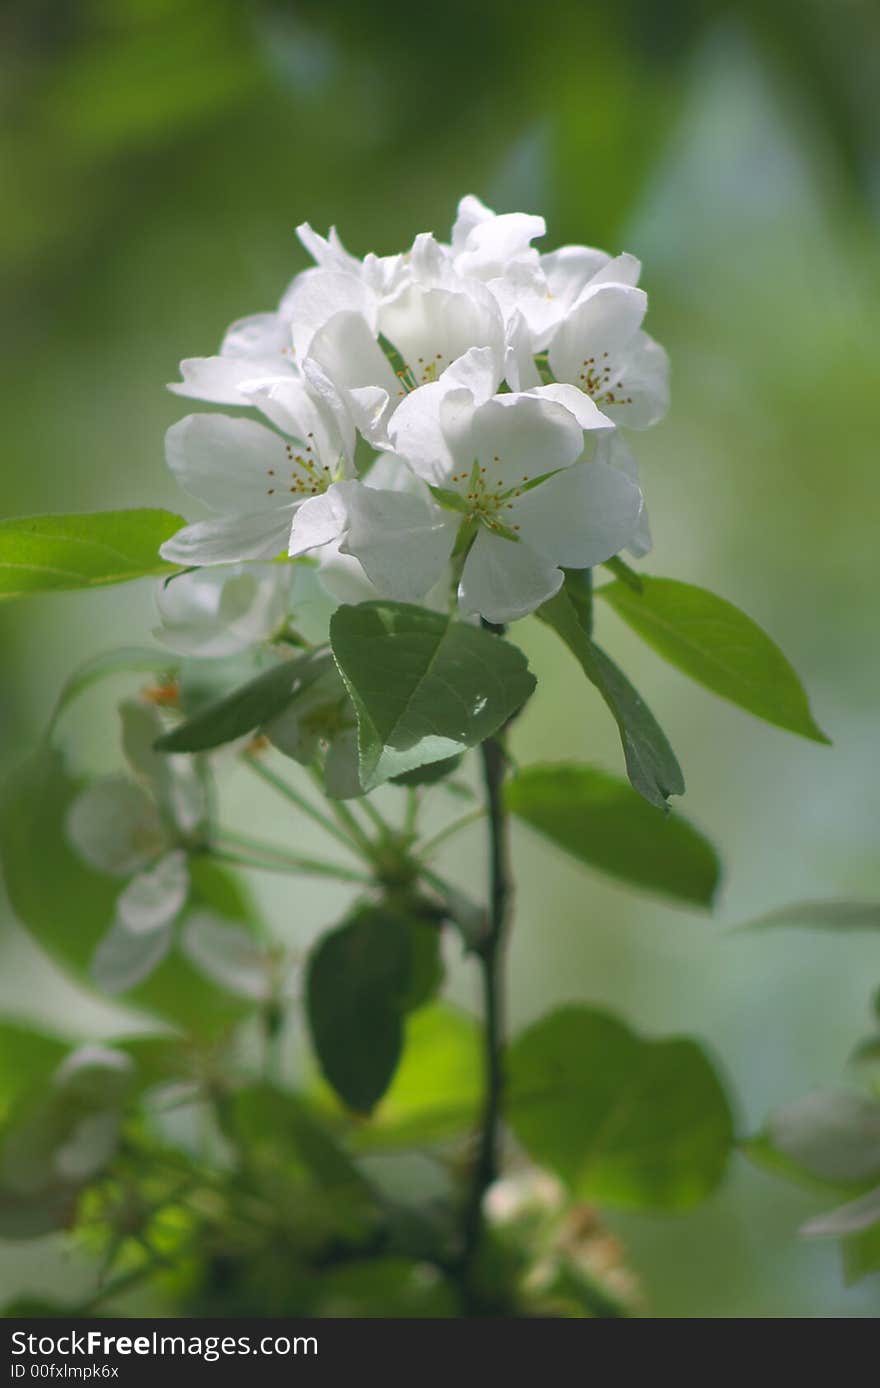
top-left (165, 414), bottom-right (291, 514)
top-left (306, 310), bottom-right (399, 421)
top-left (438, 344), bottom-right (502, 402)
top-left (91, 918), bottom-right (174, 994)
top-left (116, 850), bottom-right (189, 935)
top-left (523, 382), bottom-right (614, 433)
top-left (296, 223), bottom-right (360, 274)
top-left (243, 369), bottom-right (354, 466)
top-left (155, 563), bottom-right (291, 658)
top-left (377, 284), bottom-right (504, 387)
top-left (455, 211), bottom-right (546, 280)
top-left (596, 434), bottom-right (652, 556)
top-left (160, 506), bottom-right (297, 566)
top-left (181, 910), bottom-right (270, 999)
top-left (334, 481), bottom-right (456, 603)
top-left (66, 777), bottom-right (166, 877)
top-left (581, 251), bottom-right (642, 291)
top-left (169, 355), bottom-right (291, 406)
top-left (407, 232), bottom-right (455, 288)
top-left (541, 245), bottom-right (611, 304)
top-left (459, 528), bottom-right (563, 624)
top-left (221, 312), bottom-right (292, 359)
top-left (548, 283), bottom-right (648, 385)
top-left (504, 310), bottom-right (542, 392)
top-left (604, 331), bottom-right (670, 430)
top-left (347, 385), bottom-right (393, 450)
top-left (387, 380), bottom-right (460, 484)
top-left (514, 460), bottom-right (644, 568)
top-left (288, 490), bottom-right (345, 558)
top-left (316, 543), bottom-right (379, 606)
top-left (287, 270), bottom-right (376, 359)
top-left (451, 194), bottom-right (495, 252)
top-left (461, 391), bottom-right (586, 489)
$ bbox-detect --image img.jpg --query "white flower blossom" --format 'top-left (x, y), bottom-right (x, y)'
top-left (160, 195), bottom-right (667, 624)
top-left (387, 350), bottom-right (643, 623)
top-left (66, 701), bottom-right (207, 993)
top-left (159, 372), bottom-right (357, 565)
top-left (155, 563), bottom-right (292, 658)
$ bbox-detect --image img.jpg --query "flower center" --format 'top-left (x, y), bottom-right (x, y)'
top-left (265, 434), bottom-right (341, 498)
top-left (577, 352), bottom-right (633, 407)
top-left (448, 457), bottom-right (525, 536)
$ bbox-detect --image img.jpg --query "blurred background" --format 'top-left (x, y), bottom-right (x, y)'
top-left (1, 0), bottom-right (879, 1316)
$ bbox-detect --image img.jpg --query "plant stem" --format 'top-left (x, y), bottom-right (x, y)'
top-left (403, 786), bottom-right (419, 837)
top-left (208, 848), bottom-right (373, 886)
top-left (419, 807), bottom-right (486, 858)
top-left (360, 796), bottom-right (390, 837)
top-left (245, 755), bottom-right (368, 859)
top-left (460, 731), bottom-right (512, 1301)
top-left (305, 765), bottom-right (376, 855)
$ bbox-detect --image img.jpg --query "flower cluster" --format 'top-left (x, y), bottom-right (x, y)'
top-left (161, 195), bottom-right (667, 629)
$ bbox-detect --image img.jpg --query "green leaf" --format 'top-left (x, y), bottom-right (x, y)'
top-left (744, 900), bottom-right (880, 932)
top-left (0, 747), bottom-right (259, 1039)
top-left (506, 764), bottom-right (720, 907)
top-left (0, 1025), bottom-right (70, 1122)
top-left (537, 589), bottom-right (683, 809)
top-left (842, 1210), bottom-right (880, 1284)
top-left (598, 576), bottom-right (829, 743)
top-left (347, 1004), bottom-right (482, 1152)
top-left (313, 1257), bottom-right (459, 1317)
top-left (330, 602), bottom-right (535, 791)
top-left (0, 510), bottom-right (184, 600)
top-left (233, 1085), bottom-right (373, 1203)
top-left (507, 1006), bottom-right (735, 1211)
top-left (155, 649), bottom-right (330, 752)
top-left (306, 906), bottom-right (414, 1114)
top-left (391, 754), bottom-right (464, 787)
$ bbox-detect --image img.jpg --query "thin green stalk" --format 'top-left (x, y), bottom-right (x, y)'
top-left (245, 754), bottom-right (367, 859)
top-left (305, 765), bottom-right (376, 854)
top-left (360, 796), bottom-right (391, 837)
top-left (209, 848), bottom-right (373, 886)
top-left (403, 786), bottom-right (419, 837)
top-left (419, 807), bottom-right (486, 858)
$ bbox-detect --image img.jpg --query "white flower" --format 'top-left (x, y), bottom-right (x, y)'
top-left (169, 307), bottom-right (300, 407)
top-left (313, 455), bottom-right (454, 612)
top-left (287, 451), bottom-right (457, 606)
top-left (447, 195), bottom-right (643, 347)
top-left (159, 372), bottom-right (356, 565)
top-left (546, 281), bottom-right (669, 430)
top-left (302, 283), bottom-right (506, 449)
top-left (388, 350), bottom-right (644, 623)
top-left (66, 701), bottom-right (207, 993)
top-left (155, 563), bottom-right (291, 658)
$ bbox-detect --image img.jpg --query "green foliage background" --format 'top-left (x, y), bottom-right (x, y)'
top-left (1, 0), bottom-right (878, 1315)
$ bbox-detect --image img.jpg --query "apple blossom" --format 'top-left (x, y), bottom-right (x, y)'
top-left (155, 563), bottom-right (292, 658)
top-left (387, 350), bottom-right (643, 623)
top-left (66, 700), bottom-right (206, 992)
top-left (159, 372), bottom-right (356, 565)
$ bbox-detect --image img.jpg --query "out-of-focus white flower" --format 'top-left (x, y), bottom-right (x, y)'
top-left (66, 701), bottom-right (207, 993)
top-left (155, 563), bottom-right (291, 658)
